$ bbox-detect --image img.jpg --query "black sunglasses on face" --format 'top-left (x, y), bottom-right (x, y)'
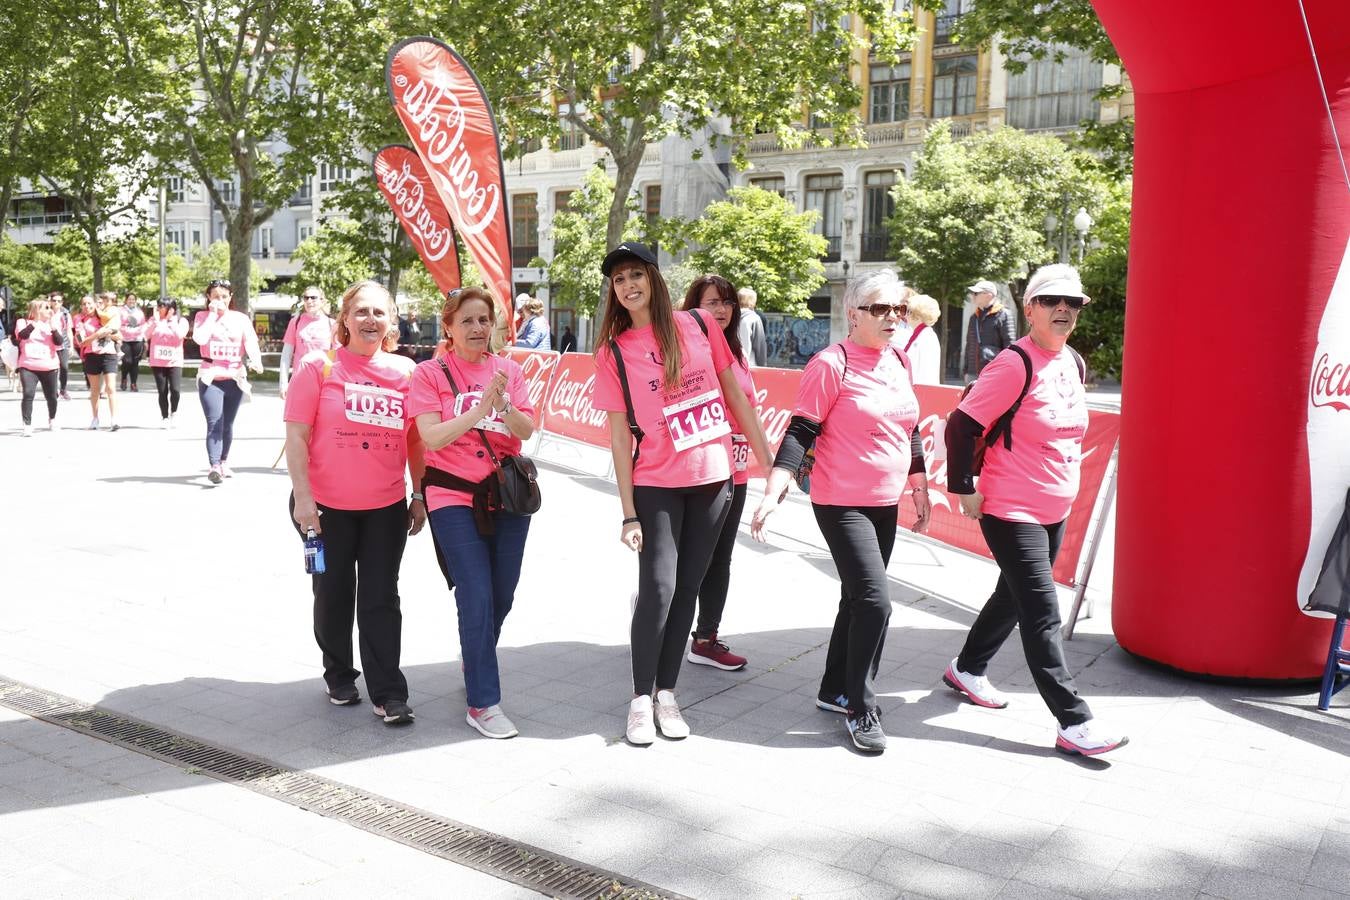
top-left (206, 279), bottom-right (231, 291)
top-left (302, 294), bottom-right (321, 300)
top-left (859, 302), bottom-right (909, 318)
top-left (1032, 295), bottom-right (1085, 310)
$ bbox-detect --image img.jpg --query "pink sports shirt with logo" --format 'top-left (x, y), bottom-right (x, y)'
top-left (283, 313), bottom-right (337, 358)
top-left (15, 320), bottom-right (60, 372)
top-left (146, 317), bottom-right (190, 368)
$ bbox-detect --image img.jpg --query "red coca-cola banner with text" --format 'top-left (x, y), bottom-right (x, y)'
top-left (503, 348), bottom-right (559, 429)
top-left (745, 367), bottom-right (800, 479)
top-left (386, 37), bottom-right (514, 340)
top-left (540, 353), bottom-right (611, 448)
top-left (373, 145), bottom-right (461, 296)
top-left (896, 385), bottom-right (1120, 587)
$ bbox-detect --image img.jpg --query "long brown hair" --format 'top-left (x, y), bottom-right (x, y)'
top-left (335, 280), bottom-right (399, 352)
top-left (596, 260), bottom-right (682, 390)
top-left (438, 287), bottom-right (496, 355)
top-left (681, 274), bottom-right (744, 365)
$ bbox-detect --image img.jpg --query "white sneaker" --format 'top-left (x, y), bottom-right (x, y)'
top-left (942, 659), bottom-right (1010, 709)
top-left (1056, 720), bottom-right (1128, 757)
top-left (88, 417), bottom-right (99, 430)
top-left (466, 705), bottom-right (518, 739)
top-left (48, 419), bottom-right (59, 433)
top-left (21, 424), bottom-right (33, 437)
top-left (654, 689), bottom-right (690, 739)
top-left (221, 463), bottom-right (234, 478)
top-left (167, 413), bottom-right (175, 429)
top-left (161, 418), bottom-right (170, 429)
top-left (626, 695), bottom-right (655, 745)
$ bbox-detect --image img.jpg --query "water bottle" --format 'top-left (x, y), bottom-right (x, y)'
top-left (303, 528), bottom-right (325, 574)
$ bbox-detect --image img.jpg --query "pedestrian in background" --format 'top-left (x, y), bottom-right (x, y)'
top-left (74, 293), bottom-right (121, 430)
top-left (279, 286), bottom-right (336, 399)
top-left (13, 297), bottom-right (63, 436)
top-left (943, 263), bottom-right (1127, 757)
top-left (899, 293), bottom-right (942, 386)
top-left (118, 293), bottom-right (148, 392)
top-left (752, 269), bottom-right (931, 754)
top-left (558, 325), bottom-right (577, 353)
top-left (192, 279), bottom-right (262, 484)
top-left (48, 292), bottom-right (72, 400)
top-left (963, 279), bottom-right (1015, 381)
top-left (513, 296), bottom-right (551, 350)
top-left (146, 299), bottom-right (189, 428)
top-left (737, 287), bottom-right (768, 367)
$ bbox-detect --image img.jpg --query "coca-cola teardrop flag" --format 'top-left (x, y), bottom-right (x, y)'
top-left (372, 145), bottom-right (461, 295)
top-left (386, 37), bottom-right (514, 341)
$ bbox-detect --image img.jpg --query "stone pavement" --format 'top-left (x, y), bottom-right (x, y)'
top-left (4, 380), bottom-right (1350, 899)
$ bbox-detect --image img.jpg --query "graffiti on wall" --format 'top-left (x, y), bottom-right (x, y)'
top-left (762, 313), bottom-right (831, 368)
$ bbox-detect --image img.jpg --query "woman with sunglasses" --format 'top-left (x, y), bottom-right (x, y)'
top-left (751, 269), bottom-right (931, 754)
top-left (593, 243), bottom-right (773, 746)
top-left (13, 297), bottom-right (63, 436)
top-left (146, 299), bottom-right (189, 427)
top-left (279, 286), bottom-right (336, 399)
top-left (942, 263), bottom-right (1127, 757)
top-left (192, 279), bottom-right (262, 484)
top-left (73, 293), bottom-right (121, 430)
top-left (677, 274), bottom-right (760, 672)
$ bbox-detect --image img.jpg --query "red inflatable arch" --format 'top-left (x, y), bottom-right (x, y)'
top-left (1096, 0), bottom-right (1350, 678)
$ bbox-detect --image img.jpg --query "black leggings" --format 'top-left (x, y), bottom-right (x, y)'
top-left (956, 515), bottom-right (1091, 728)
top-left (813, 503), bottom-right (898, 716)
top-left (152, 366), bottom-right (182, 418)
top-left (289, 494), bottom-right (410, 705)
top-left (121, 341), bottom-right (145, 387)
top-left (57, 348), bottom-right (69, 392)
top-left (19, 368), bottom-right (58, 425)
top-left (631, 480), bottom-right (732, 695)
top-left (695, 481), bottom-right (748, 639)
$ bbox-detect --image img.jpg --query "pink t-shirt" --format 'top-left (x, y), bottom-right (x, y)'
top-left (146, 316), bottom-right (189, 367)
top-left (958, 337), bottom-right (1088, 525)
top-left (793, 340), bottom-right (920, 507)
top-left (74, 313), bottom-right (116, 356)
top-left (283, 313), bottom-right (337, 357)
top-left (726, 353), bottom-right (758, 486)
top-left (16, 320), bottom-right (59, 372)
top-left (283, 347), bottom-right (417, 511)
top-left (406, 353), bottom-right (534, 513)
top-left (193, 310), bottom-right (256, 381)
top-left (120, 306), bottom-right (148, 341)
top-left (592, 311), bottom-right (735, 488)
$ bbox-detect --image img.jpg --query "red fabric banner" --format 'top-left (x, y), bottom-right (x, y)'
top-left (745, 367), bottom-right (802, 479)
top-left (386, 37), bottom-right (514, 341)
top-left (503, 348), bottom-right (559, 429)
top-left (540, 353), bottom-right (611, 448)
top-left (372, 145), bottom-right (461, 296)
top-left (896, 385), bottom-right (1120, 587)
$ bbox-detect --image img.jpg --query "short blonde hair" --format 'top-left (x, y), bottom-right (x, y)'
top-left (737, 286), bottom-right (757, 308)
top-left (907, 293), bottom-right (941, 326)
top-left (335, 280), bottom-right (399, 352)
top-left (524, 297), bottom-right (544, 316)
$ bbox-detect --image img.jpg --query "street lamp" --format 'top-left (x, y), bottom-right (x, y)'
top-left (1073, 207), bottom-right (1093, 264)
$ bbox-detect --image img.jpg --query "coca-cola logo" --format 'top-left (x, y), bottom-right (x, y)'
top-left (1312, 352), bottom-right (1350, 412)
top-left (750, 386), bottom-right (792, 446)
top-left (376, 158), bottom-right (453, 262)
top-left (393, 72), bottom-right (501, 237)
top-left (545, 368), bottom-right (609, 429)
top-left (513, 351), bottom-right (558, 412)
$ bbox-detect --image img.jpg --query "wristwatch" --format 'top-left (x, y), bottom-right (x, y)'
top-left (502, 398), bottom-right (515, 415)
top-left (410, 491), bottom-right (425, 503)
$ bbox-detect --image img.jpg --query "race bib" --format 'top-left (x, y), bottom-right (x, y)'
top-left (663, 389), bottom-right (730, 452)
top-left (344, 382), bottom-right (405, 430)
top-left (207, 340), bottom-right (241, 362)
top-left (731, 434), bottom-right (750, 473)
top-left (153, 344), bottom-right (178, 361)
top-left (452, 392), bottom-right (511, 436)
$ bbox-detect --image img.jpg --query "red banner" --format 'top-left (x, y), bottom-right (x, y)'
top-left (745, 367), bottom-right (801, 479)
top-left (386, 37), bottom-right (514, 341)
top-left (372, 145), bottom-right (461, 296)
top-left (503, 348), bottom-right (559, 429)
top-left (540, 353), bottom-right (612, 448)
top-left (896, 385), bottom-right (1121, 586)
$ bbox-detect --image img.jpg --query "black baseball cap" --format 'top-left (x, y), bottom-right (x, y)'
top-left (601, 242), bottom-right (658, 277)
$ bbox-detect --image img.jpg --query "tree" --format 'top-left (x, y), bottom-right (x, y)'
top-left (0, 2), bottom-right (61, 230)
top-left (1073, 178), bottom-right (1130, 378)
top-left (0, 231), bottom-right (91, 302)
top-left (292, 221), bottom-right (377, 305)
top-left (171, 240), bottom-right (265, 302)
top-left (546, 166), bottom-right (642, 316)
top-left (684, 187), bottom-right (827, 317)
top-left (440, 0), bottom-right (915, 254)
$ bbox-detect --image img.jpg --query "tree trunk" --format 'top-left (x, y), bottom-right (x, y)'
top-left (594, 145), bottom-right (645, 329)
top-left (227, 202), bottom-right (254, 315)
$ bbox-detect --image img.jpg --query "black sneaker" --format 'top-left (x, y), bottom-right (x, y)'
top-left (815, 691), bottom-right (849, 714)
top-left (846, 708), bottom-right (887, 753)
top-left (373, 700), bottom-right (415, 725)
top-left (328, 684), bottom-right (360, 706)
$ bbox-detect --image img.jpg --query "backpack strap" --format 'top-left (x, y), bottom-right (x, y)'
top-left (1068, 346), bottom-right (1086, 383)
top-left (983, 344), bottom-right (1033, 451)
top-left (321, 349), bottom-right (336, 380)
top-left (687, 308), bottom-right (709, 336)
top-left (608, 339), bottom-right (644, 465)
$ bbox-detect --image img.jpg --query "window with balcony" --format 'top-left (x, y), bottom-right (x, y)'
top-left (257, 225), bottom-right (274, 258)
top-left (318, 163), bottom-right (353, 193)
top-left (862, 171), bottom-right (898, 262)
top-left (165, 224), bottom-right (186, 256)
top-left (216, 179), bottom-right (236, 205)
top-left (511, 193), bottom-right (539, 267)
top-left (805, 173), bottom-right (843, 262)
top-left (933, 55), bottom-right (977, 118)
top-left (749, 176), bottom-right (785, 197)
top-left (297, 221), bottom-right (314, 245)
top-left (1006, 44), bottom-right (1104, 130)
top-left (166, 177), bottom-right (185, 204)
top-left (557, 103), bottom-right (587, 151)
top-left (934, 0), bottom-right (972, 46)
top-left (869, 62), bottom-right (911, 123)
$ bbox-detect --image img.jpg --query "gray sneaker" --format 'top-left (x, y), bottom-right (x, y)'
top-left (466, 705), bottom-right (518, 739)
top-left (846, 708), bottom-right (887, 753)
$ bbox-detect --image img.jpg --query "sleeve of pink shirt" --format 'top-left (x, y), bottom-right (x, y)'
top-left (590, 345), bottom-right (623, 413)
top-left (282, 317), bottom-right (298, 350)
top-left (405, 362), bottom-right (444, 418)
top-left (282, 355), bottom-right (323, 425)
top-left (957, 346), bottom-right (1028, 430)
top-left (792, 345), bottom-right (845, 424)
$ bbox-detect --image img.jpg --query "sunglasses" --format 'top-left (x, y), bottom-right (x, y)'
top-left (206, 279), bottom-right (231, 291)
top-left (301, 294), bottom-right (321, 300)
top-left (859, 302), bottom-right (909, 318)
top-left (1031, 295), bottom-right (1085, 310)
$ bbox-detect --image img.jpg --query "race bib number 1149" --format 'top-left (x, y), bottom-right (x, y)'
top-left (663, 388), bottom-right (730, 452)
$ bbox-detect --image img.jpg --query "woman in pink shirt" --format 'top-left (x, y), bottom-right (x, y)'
top-left (285, 280), bottom-right (425, 725)
top-left (279, 286), bottom-right (336, 399)
top-left (13, 297), bottom-right (64, 436)
top-left (74, 293), bottom-right (122, 430)
top-left (751, 269), bottom-right (931, 754)
top-left (592, 243), bottom-right (773, 746)
top-left (146, 298), bottom-right (190, 427)
top-left (942, 263), bottom-right (1126, 757)
top-left (408, 287), bottom-right (536, 741)
top-left (118, 292), bottom-right (149, 392)
top-left (192, 279), bottom-right (262, 484)
top-left (678, 274), bottom-right (759, 672)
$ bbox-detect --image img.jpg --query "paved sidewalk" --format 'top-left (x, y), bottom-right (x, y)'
top-left (4, 383), bottom-right (1350, 899)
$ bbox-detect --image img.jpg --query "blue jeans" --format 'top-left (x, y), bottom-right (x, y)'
top-left (429, 505), bottom-right (531, 709)
top-left (198, 378), bottom-right (243, 466)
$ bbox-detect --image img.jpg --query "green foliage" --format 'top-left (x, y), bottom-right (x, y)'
top-left (935, 0), bottom-right (1119, 71)
top-left (1074, 118), bottom-right (1135, 181)
top-left (0, 232), bottom-right (89, 302)
top-left (547, 167), bottom-right (642, 317)
top-left (171, 241), bottom-right (265, 301)
top-left (683, 187), bottom-right (827, 317)
top-left (292, 221), bottom-right (377, 305)
top-left (1072, 178), bottom-right (1131, 379)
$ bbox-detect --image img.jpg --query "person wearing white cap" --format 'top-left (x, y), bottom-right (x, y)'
top-left (963, 279), bottom-right (1015, 381)
top-left (941, 263), bottom-right (1127, 757)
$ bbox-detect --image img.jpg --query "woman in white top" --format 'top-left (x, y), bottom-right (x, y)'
top-left (899, 293), bottom-right (942, 386)
top-left (192, 279), bottom-right (263, 483)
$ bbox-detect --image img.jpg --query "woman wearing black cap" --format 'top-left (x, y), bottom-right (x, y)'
top-left (591, 243), bottom-right (773, 746)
